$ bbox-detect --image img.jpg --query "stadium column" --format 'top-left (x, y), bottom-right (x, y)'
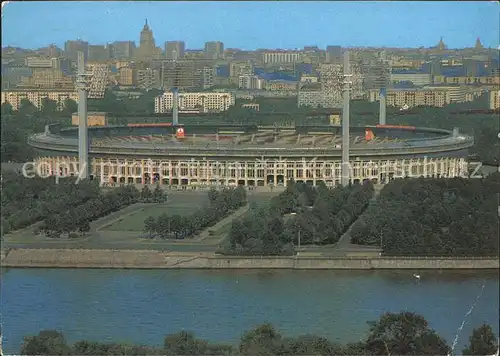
top-left (77, 51), bottom-right (89, 180)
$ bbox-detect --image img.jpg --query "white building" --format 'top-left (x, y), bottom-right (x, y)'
top-left (490, 90), bottom-right (500, 110)
top-left (86, 64), bottom-right (108, 99)
top-left (261, 51), bottom-right (303, 64)
top-left (298, 90), bottom-right (342, 108)
top-left (155, 92), bottom-right (235, 113)
top-left (1, 90), bottom-right (79, 110)
top-left (239, 75), bottom-right (265, 90)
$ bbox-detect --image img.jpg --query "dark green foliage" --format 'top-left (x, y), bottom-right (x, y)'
top-left (23, 312), bottom-right (493, 356)
top-left (365, 311), bottom-right (451, 355)
top-left (222, 180), bottom-right (373, 255)
top-left (144, 186), bottom-right (247, 239)
top-left (0, 171), bottom-right (149, 237)
top-left (462, 324), bottom-right (499, 356)
top-left (351, 174), bottom-right (500, 257)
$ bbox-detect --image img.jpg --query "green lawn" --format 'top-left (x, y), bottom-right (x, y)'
top-left (100, 190), bottom-right (278, 232)
top-left (101, 193), bottom-right (209, 231)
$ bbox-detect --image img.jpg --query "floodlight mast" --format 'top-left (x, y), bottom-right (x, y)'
top-left (341, 51), bottom-right (351, 187)
top-left (77, 51), bottom-right (90, 180)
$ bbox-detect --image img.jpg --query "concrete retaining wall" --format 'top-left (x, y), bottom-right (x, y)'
top-left (2, 249), bottom-right (498, 270)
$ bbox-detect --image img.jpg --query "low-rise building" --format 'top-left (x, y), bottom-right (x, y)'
top-left (154, 92), bottom-right (235, 113)
top-left (71, 111), bottom-right (108, 126)
top-left (266, 80), bottom-right (298, 91)
top-left (433, 76), bottom-right (499, 86)
top-left (1, 90), bottom-right (79, 110)
top-left (368, 88), bottom-right (451, 108)
top-left (241, 103), bottom-right (259, 111)
top-left (391, 71), bottom-right (432, 86)
top-left (490, 90), bottom-right (500, 110)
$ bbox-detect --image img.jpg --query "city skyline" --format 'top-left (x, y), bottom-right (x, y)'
top-left (2, 1), bottom-right (499, 50)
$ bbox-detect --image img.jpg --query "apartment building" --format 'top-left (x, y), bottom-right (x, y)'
top-left (154, 92), bottom-right (235, 113)
top-left (118, 67), bottom-right (137, 86)
top-left (110, 41), bottom-right (136, 60)
top-left (86, 64), bottom-right (108, 99)
top-left (19, 68), bottom-right (75, 90)
top-left (204, 41), bottom-right (224, 60)
top-left (298, 89), bottom-right (342, 108)
top-left (1, 90), bottom-right (79, 110)
top-left (88, 45), bottom-right (110, 62)
top-left (165, 41), bottom-right (185, 60)
top-left (368, 88), bottom-right (450, 108)
top-left (261, 51), bottom-right (303, 64)
top-left (433, 76), bottom-right (499, 86)
top-left (391, 71), bottom-right (432, 86)
top-left (230, 61), bottom-right (253, 77)
top-left (490, 90), bottom-right (500, 110)
top-left (239, 75), bottom-right (265, 90)
top-left (137, 68), bottom-right (160, 90)
top-left (202, 67), bottom-right (216, 89)
top-left (64, 40), bottom-right (89, 62)
top-left (423, 85), bottom-right (469, 103)
top-left (266, 80), bottom-right (298, 91)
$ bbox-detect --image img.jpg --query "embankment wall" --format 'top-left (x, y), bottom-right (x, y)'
top-left (2, 249), bottom-right (498, 270)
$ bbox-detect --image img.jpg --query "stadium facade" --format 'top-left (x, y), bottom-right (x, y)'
top-left (28, 123), bottom-right (473, 187)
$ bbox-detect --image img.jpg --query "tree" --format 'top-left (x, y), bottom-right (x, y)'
top-left (164, 331), bottom-right (209, 355)
top-left (239, 323), bottom-right (284, 356)
top-left (1, 102), bottom-right (13, 116)
top-left (41, 97), bottom-right (58, 116)
top-left (463, 324), bottom-right (499, 356)
top-left (62, 98), bottom-right (78, 116)
top-left (20, 330), bottom-right (72, 355)
top-left (365, 311), bottom-right (451, 355)
top-left (144, 216), bottom-right (157, 238)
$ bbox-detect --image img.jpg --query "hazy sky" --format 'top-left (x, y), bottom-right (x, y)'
top-left (2, 1), bottom-right (499, 50)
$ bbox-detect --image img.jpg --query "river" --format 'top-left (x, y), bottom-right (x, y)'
top-left (1, 268), bottom-right (498, 354)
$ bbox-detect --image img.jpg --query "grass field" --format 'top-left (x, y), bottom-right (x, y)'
top-left (101, 192), bottom-right (209, 231)
top-left (100, 190), bottom-right (277, 232)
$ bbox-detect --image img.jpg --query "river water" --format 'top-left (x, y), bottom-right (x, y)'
top-left (1, 268), bottom-right (498, 354)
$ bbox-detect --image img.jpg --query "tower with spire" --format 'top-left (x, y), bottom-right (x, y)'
top-left (137, 19), bottom-right (156, 61)
top-left (437, 37), bottom-right (446, 50)
top-left (475, 37), bottom-right (483, 49)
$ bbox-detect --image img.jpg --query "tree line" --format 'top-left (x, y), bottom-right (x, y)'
top-left (221, 180), bottom-right (374, 256)
top-left (0, 170), bottom-right (169, 238)
top-left (143, 186), bottom-right (247, 239)
top-left (350, 174), bottom-right (500, 257)
top-left (20, 311), bottom-right (499, 355)
top-left (1, 99), bottom-right (76, 163)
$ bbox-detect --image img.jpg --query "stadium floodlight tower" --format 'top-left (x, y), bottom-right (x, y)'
top-left (361, 54), bottom-right (390, 125)
top-left (341, 50), bottom-right (352, 187)
top-left (171, 49), bottom-right (179, 126)
top-left (76, 51), bottom-right (92, 180)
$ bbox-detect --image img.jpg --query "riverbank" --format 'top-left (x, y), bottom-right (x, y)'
top-left (2, 248), bottom-right (498, 269)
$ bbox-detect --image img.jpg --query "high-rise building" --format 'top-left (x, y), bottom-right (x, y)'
top-left (137, 19), bottom-right (156, 61)
top-left (88, 45), bottom-right (109, 62)
top-left (137, 68), bottom-right (160, 90)
top-left (64, 40), bottom-right (89, 62)
top-left (204, 41), bottom-right (224, 59)
top-left (160, 59), bottom-right (207, 91)
top-left (110, 41), bottom-right (136, 60)
top-left (202, 67), bottom-right (215, 89)
top-left (165, 41), bottom-right (185, 60)
top-left (326, 46), bottom-right (342, 63)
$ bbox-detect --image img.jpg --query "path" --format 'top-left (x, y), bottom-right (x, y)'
top-left (335, 184), bottom-right (384, 251)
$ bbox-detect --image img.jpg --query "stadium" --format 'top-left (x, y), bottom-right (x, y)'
top-left (28, 122), bottom-right (473, 187)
